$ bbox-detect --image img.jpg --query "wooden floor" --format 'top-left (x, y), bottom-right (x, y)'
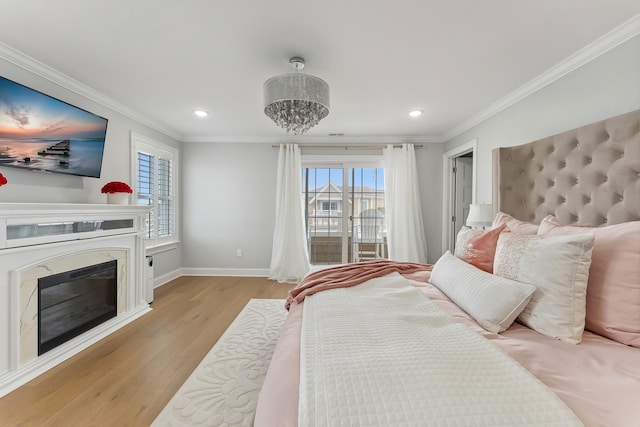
top-left (0, 276), bottom-right (292, 427)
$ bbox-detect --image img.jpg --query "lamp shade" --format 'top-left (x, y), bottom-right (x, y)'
top-left (263, 57), bottom-right (330, 135)
top-left (466, 203), bottom-right (494, 228)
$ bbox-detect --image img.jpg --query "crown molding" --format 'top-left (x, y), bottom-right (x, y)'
top-left (0, 41), bottom-right (182, 141)
top-left (443, 13), bottom-right (640, 141)
top-left (182, 134), bottom-right (445, 144)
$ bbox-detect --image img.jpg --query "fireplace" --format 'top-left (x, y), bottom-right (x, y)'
top-left (38, 260), bottom-right (118, 355)
top-left (0, 203), bottom-right (151, 398)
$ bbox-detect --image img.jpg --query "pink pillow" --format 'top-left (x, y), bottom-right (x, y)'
top-left (538, 217), bottom-right (640, 347)
top-left (492, 212), bottom-right (539, 234)
top-left (454, 224), bottom-right (506, 273)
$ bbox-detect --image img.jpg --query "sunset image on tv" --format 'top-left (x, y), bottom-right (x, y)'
top-left (0, 76), bottom-right (108, 178)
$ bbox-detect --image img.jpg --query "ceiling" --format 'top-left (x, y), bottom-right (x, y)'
top-left (0, 0), bottom-right (638, 143)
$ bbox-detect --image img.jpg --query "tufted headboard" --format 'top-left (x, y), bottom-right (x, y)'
top-left (492, 109), bottom-right (640, 227)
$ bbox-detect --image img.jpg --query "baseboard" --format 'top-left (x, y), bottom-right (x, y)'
top-left (181, 267), bottom-right (270, 277)
top-left (153, 267), bottom-right (271, 289)
top-left (153, 269), bottom-right (183, 289)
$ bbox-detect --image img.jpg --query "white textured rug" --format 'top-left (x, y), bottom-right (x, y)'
top-left (152, 299), bottom-right (287, 427)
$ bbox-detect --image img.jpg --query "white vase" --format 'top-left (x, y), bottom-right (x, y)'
top-left (107, 192), bottom-right (130, 205)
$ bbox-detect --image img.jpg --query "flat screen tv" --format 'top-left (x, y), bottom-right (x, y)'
top-left (0, 75), bottom-right (108, 178)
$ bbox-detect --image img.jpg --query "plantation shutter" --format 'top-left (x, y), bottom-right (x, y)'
top-left (137, 151), bottom-right (155, 239)
top-left (131, 131), bottom-right (179, 249)
top-left (157, 157), bottom-right (173, 237)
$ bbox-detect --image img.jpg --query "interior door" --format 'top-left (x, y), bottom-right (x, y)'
top-left (452, 156), bottom-right (473, 248)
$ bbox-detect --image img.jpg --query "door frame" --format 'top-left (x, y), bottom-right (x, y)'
top-left (441, 139), bottom-right (477, 254)
top-left (302, 155), bottom-right (384, 265)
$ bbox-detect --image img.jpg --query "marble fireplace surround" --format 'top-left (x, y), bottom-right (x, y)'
top-left (0, 203), bottom-right (151, 398)
top-left (18, 249), bottom-right (128, 366)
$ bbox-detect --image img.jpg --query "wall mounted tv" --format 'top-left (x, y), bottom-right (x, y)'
top-left (0, 75), bottom-right (108, 178)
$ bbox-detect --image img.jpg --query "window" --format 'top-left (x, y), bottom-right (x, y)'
top-left (322, 201), bottom-right (338, 211)
top-left (131, 132), bottom-right (179, 250)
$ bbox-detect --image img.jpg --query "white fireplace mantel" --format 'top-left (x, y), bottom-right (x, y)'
top-left (0, 203), bottom-right (151, 398)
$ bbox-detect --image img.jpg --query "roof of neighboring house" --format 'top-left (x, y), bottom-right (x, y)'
top-left (307, 181), bottom-right (384, 204)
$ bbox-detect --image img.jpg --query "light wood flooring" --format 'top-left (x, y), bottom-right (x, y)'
top-left (0, 276), bottom-right (292, 427)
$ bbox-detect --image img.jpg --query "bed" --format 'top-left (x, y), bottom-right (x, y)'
top-left (254, 109), bottom-right (640, 427)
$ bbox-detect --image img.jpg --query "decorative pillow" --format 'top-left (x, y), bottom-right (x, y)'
top-left (538, 217), bottom-right (640, 347)
top-left (453, 224), bottom-right (506, 273)
top-left (430, 251), bottom-right (535, 334)
top-left (493, 232), bottom-right (594, 344)
top-left (492, 212), bottom-right (539, 234)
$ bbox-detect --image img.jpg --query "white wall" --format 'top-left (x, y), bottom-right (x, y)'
top-left (445, 35), bottom-right (640, 204)
top-left (0, 57), bottom-right (183, 278)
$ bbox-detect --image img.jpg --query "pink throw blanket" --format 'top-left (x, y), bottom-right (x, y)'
top-left (285, 260), bottom-right (433, 310)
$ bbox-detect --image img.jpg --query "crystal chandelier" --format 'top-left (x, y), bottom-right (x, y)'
top-left (263, 57), bottom-right (330, 135)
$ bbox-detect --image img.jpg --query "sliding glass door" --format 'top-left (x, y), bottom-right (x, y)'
top-left (303, 164), bottom-right (386, 265)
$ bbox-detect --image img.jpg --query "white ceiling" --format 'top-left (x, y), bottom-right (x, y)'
top-left (0, 0), bottom-right (639, 143)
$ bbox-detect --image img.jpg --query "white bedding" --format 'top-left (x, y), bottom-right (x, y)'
top-left (299, 273), bottom-right (584, 427)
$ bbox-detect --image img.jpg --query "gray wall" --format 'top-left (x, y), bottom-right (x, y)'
top-left (446, 35), bottom-right (640, 204)
top-left (416, 144), bottom-right (445, 263)
top-left (181, 142), bottom-right (446, 268)
top-left (4, 33), bottom-right (636, 276)
top-left (0, 57), bottom-right (183, 278)
top-left (181, 143), bottom-right (278, 271)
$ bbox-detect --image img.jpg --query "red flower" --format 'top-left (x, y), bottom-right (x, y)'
top-left (0, 173), bottom-right (7, 186)
top-left (101, 181), bottom-right (132, 194)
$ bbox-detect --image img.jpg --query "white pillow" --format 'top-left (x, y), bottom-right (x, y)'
top-left (429, 251), bottom-right (535, 333)
top-left (493, 232), bottom-right (594, 344)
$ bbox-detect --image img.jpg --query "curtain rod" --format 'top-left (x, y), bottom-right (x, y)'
top-left (271, 144), bottom-right (424, 150)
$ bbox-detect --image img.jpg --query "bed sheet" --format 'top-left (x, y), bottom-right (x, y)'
top-left (255, 276), bottom-right (640, 427)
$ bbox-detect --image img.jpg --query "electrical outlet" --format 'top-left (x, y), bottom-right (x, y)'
top-left (236, 249), bottom-right (242, 257)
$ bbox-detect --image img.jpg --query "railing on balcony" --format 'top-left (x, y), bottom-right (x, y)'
top-left (314, 209), bottom-right (342, 216)
top-left (307, 234), bottom-right (388, 265)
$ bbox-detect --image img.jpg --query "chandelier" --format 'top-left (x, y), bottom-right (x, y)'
top-left (263, 57), bottom-right (330, 135)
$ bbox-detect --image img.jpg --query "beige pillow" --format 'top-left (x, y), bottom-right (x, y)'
top-left (492, 212), bottom-right (539, 234)
top-left (494, 232), bottom-right (594, 344)
top-left (538, 217), bottom-right (640, 347)
top-left (430, 251), bottom-right (535, 334)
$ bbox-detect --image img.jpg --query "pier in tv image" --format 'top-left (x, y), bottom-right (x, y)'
top-left (0, 76), bottom-right (108, 178)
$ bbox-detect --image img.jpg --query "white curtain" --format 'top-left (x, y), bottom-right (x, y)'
top-left (269, 144), bottom-right (311, 283)
top-left (383, 144), bottom-right (428, 263)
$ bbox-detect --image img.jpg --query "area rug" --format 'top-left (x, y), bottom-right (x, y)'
top-left (152, 299), bottom-right (287, 427)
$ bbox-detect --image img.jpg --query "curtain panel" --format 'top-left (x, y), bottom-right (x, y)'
top-left (383, 144), bottom-right (428, 263)
top-left (269, 144), bottom-right (311, 283)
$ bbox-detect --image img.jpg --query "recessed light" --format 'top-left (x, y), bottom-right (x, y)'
top-left (409, 110), bottom-right (423, 118)
top-left (193, 110), bottom-right (209, 118)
